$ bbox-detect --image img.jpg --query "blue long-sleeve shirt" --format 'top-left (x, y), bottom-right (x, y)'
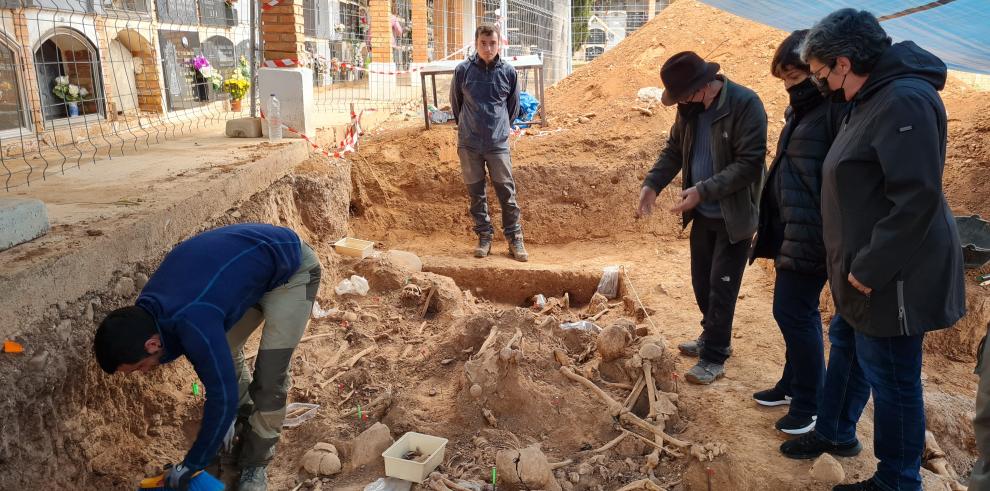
top-left (449, 53), bottom-right (520, 152)
top-left (136, 223), bottom-right (301, 470)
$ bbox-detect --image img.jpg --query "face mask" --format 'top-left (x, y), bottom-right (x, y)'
top-left (830, 74), bottom-right (848, 103)
top-left (812, 65), bottom-right (849, 103)
top-left (677, 102), bottom-right (705, 120)
top-left (786, 78), bottom-right (822, 110)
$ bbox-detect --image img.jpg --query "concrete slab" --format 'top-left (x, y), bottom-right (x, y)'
top-left (0, 105), bottom-right (398, 339)
top-left (0, 198), bottom-right (49, 252)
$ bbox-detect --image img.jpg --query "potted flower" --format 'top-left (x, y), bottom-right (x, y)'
top-left (191, 55), bottom-right (223, 101)
top-left (52, 76), bottom-right (90, 117)
top-left (222, 56), bottom-right (251, 111)
top-left (223, 76), bottom-right (250, 111)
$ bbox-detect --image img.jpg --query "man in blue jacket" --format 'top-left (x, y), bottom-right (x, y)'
top-left (93, 223), bottom-right (321, 491)
top-left (450, 24), bottom-right (527, 261)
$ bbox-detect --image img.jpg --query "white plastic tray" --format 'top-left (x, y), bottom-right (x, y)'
top-left (382, 432), bottom-right (448, 484)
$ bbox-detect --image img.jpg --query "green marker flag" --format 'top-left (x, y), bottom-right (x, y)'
top-left (492, 467), bottom-right (497, 485)
top-left (192, 382), bottom-right (200, 396)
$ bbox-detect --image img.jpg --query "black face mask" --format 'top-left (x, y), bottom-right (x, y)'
top-left (787, 78), bottom-right (823, 112)
top-left (829, 76), bottom-right (848, 103)
top-left (677, 101), bottom-right (705, 120)
top-left (812, 66), bottom-right (848, 103)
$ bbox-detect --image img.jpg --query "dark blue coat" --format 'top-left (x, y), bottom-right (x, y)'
top-left (136, 224), bottom-right (301, 470)
top-left (450, 54), bottom-right (520, 153)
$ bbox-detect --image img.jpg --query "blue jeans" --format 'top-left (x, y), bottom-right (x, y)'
top-left (771, 269), bottom-right (827, 419)
top-left (816, 315), bottom-right (925, 491)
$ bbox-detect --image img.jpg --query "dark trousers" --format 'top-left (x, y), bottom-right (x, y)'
top-left (458, 147), bottom-right (522, 238)
top-left (688, 215), bottom-right (750, 364)
top-left (816, 315), bottom-right (925, 491)
top-left (771, 268), bottom-right (827, 419)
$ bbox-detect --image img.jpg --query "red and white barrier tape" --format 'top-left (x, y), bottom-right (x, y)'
top-left (260, 0), bottom-right (280, 10)
top-left (263, 58), bottom-right (300, 68)
top-left (259, 108), bottom-right (375, 159)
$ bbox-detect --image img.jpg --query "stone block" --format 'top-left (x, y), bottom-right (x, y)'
top-left (225, 117), bottom-right (263, 138)
top-left (0, 199), bottom-right (50, 252)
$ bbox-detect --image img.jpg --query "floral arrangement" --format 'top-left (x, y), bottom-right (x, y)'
top-left (222, 78), bottom-right (249, 101)
top-left (52, 76), bottom-right (89, 102)
top-left (224, 57), bottom-right (251, 101)
top-left (191, 55), bottom-right (223, 91)
top-left (236, 55), bottom-right (250, 79)
top-left (311, 54), bottom-right (329, 73)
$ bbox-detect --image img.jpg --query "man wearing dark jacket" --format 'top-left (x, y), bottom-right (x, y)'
top-left (637, 51), bottom-right (767, 385)
top-left (450, 24), bottom-right (527, 261)
top-left (751, 29), bottom-right (841, 436)
top-left (779, 10), bottom-right (966, 491)
top-left (93, 224), bottom-right (322, 491)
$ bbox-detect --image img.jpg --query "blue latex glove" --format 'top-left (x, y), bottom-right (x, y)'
top-left (164, 463), bottom-right (194, 491)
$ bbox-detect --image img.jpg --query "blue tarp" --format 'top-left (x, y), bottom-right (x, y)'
top-left (699, 0), bottom-right (990, 74)
top-left (513, 91), bottom-right (540, 129)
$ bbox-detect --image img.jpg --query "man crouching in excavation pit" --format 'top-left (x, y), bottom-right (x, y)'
top-left (93, 223), bottom-right (321, 491)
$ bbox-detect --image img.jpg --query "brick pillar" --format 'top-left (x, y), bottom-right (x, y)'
top-left (261, 0), bottom-right (307, 63)
top-left (450, 0), bottom-right (462, 55)
top-left (132, 31), bottom-right (164, 114)
top-left (12, 11), bottom-right (43, 133)
top-left (411, 0), bottom-right (428, 62)
top-left (93, 17), bottom-right (116, 118)
top-left (369, 0), bottom-right (392, 65)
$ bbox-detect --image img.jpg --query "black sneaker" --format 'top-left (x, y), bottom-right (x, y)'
top-left (677, 339), bottom-right (732, 358)
top-left (677, 339), bottom-right (703, 357)
top-left (833, 478), bottom-right (883, 490)
top-left (780, 430), bottom-right (862, 460)
top-left (775, 414), bottom-right (816, 435)
top-left (753, 387), bottom-right (791, 407)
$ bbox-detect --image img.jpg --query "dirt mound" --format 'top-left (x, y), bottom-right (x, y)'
top-left (351, 0), bottom-right (990, 250)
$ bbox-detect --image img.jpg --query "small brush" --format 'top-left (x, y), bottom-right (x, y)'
top-left (136, 469), bottom-right (224, 491)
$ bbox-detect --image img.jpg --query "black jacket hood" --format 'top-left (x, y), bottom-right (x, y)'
top-left (858, 41), bottom-right (946, 100)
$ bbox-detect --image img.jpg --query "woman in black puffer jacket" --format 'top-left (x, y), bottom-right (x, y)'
top-left (750, 29), bottom-right (841, 436)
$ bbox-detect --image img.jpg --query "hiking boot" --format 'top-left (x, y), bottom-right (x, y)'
top-left (684, 360), bottom-right (725, 385)
top-left (775, 414), bottom-right (816, 435)
top-left (833, 478), bottom-right (883, 490)
top-left (780, 430), bottom-right (862, 460)
top-left (508, 235), bottom-right (529, 262)
top-left (678, 339), bottom-right (732, 358)
top-left (474, 234), bottom-right (493, 258)
top-left (753, 387), bottom-right (792, 407)
top-left (238, 466), bottom-right (268, 491)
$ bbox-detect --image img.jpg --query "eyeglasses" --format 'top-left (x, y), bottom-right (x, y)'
top-left (809, 63), bottom-right (833, 91)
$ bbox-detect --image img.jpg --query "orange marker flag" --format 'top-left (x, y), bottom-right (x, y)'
top-left (3, 340), bottom-right (24, 353)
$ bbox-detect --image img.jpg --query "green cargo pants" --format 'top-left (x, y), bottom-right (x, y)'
top-left (225, 241), bottom-right (321, 467)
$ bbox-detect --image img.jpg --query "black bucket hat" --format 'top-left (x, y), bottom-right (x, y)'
top-left (660, 51), bottom-right (720, 106)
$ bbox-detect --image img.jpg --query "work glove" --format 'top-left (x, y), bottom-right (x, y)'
top-left (164, 462), bottom-right (194, 491)
top-left (222, 419), bottom-right (238, 453)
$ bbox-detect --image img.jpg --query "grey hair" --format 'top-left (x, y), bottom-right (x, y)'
top-left (800, 8), bottom-right (892, 75)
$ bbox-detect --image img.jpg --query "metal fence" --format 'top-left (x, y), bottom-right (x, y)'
top-left (571, 0), bottom-right (672, 64)
top-left (0, 0), bottom-right (267, 189)
top-left (1, 0), bottom-right (668, 190)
